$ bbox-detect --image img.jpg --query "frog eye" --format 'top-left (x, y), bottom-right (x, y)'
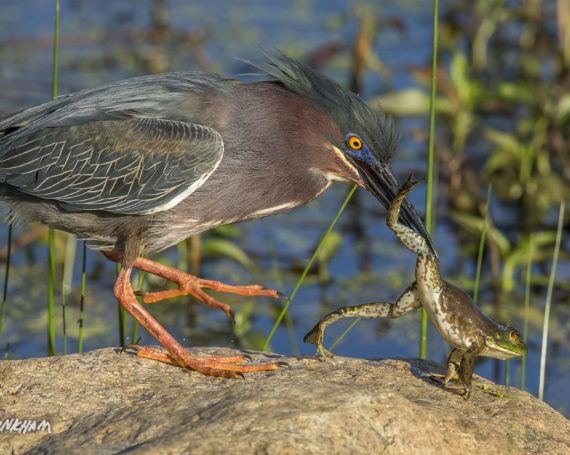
top-left (347, 134), bottom-right (363, 150)
top-left (509, 330), bottom-right (520, 341)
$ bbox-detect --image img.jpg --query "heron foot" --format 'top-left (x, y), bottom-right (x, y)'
top-left (123, 345), bottom-right (282, 377)
top-left (113, 266), bottom-right (283, 378)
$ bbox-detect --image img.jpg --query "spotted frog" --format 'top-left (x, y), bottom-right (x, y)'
top-left (304, 175), bottom-right (527, 399)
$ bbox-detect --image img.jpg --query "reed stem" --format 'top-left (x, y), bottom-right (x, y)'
top-left (420, 0), bottom-right (439, 359)
top-left (538, 202), bottom-right (565, 400)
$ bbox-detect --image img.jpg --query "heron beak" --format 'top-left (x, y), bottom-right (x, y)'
top-left (352, 159), bottom-right (437, 258)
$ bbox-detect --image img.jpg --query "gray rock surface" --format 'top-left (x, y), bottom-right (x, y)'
top-left (0, 347), bottom-right (568, 454)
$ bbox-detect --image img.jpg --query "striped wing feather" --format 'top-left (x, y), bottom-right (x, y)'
top-left (0, 118), bottom-right (224, 215)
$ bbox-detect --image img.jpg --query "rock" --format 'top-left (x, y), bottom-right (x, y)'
top-left (0, 347), bottom-right (568, 454)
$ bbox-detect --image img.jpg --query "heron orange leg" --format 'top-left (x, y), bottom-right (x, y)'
top-left (114, 265), bottom-right (281, 377)
top-left (133, 256), bottom-right (280, 317)
top-left (103, 254), bottom-right (281, 318)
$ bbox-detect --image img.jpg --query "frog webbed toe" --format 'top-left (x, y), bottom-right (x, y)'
top-left (304, 324), bottom-right (334, 360)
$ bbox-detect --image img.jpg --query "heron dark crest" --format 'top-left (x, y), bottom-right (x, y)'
top-left (0, 53), bottom-right (434, 377)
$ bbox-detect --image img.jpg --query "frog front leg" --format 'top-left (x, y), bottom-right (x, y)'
top-left (457, 347), bottom-right (478, 399)
top-left (443, 346), bottom-right (478, 399)
top-left (304, 283), bottom-right (421, 359)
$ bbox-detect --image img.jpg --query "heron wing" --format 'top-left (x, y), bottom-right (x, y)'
top-left (0, 117), bottom-right (224, 215)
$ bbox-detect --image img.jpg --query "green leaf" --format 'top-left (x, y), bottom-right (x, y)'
top-left (485, 150), bottom-right (516, 173)
top-left (484, 128), bottom-right (522, 156)
top-left (556, 94), bottom-right (570, 124)
top-left (202, 238), bottom-right (255, 271)
top-left (448, 210), bottom-right (511, 256)
top-left (212, 224), bottom-right (244, 238)
top-left (502, 232), bottom-right (558, 292)
top-left (450, 52), bottom-right (481, 104)
top-left (316, 231), bottom-right (343, 265)
top-left (494, 82), bottom-right (535, 104)
top-left (450, 52), bottom-right (470, 101)
top-left (234, 300), bottom-right (268, 350)
top-left (233, 300), bottom-right (255, 336)
top-left (369, 89), bottom-right (431, 116)
top-left (240, 330), bottom-right (269, 351)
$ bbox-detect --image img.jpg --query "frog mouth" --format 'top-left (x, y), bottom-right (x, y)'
top-left (480, 340), bottom-right (528, 359)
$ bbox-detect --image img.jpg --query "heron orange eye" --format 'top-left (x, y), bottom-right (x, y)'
top-left (347, 135), bottom-right (363, 150)
top-left (510, 330), bottom-right (520, 341)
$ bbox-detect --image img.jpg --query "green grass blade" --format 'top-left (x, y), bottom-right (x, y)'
top-left (472, 185), bottom-right (495, 383)
top-left (61, 271), bottom-right (67, 355)
top-left (473, 185), bottom-right (492, 304)
top-left (78, 241), bottom-right (86, 353)
top-left (262, 184), bottom-right (357, 351)
top-left (538, 202), bottom-right (565, 401)
top-left (0, 224), bottom-right (13, 345)
top-left (61, 236), bottom-right (76, 355)
top-left (132, 270), bottom-right (145, 344)
top-left (520, 234), bottom-right (533, 390)
top-left (117, 263), bottom-right (126, 346)
top-left (47, 0), bottom-right (60, 357)
top-left (47, 229), bottom-right (56, 356)
top-left (177, 238), bottom-right (188, 273)
top-left (52, 0), bottom-right (59, 100)
top-left (328, 317), bottom-right (361, 352)
top-left (420, 0), bottom-right (439, 359)
top-left (131, 311), bottom-right (139, 345)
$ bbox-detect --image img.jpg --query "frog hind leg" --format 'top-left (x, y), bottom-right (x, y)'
top-left (303, 283), bottom-right (421, 360)
top-left (387, 175), bottom-right (433, 258)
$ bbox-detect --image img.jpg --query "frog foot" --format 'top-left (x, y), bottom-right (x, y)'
top-left (315, 344), bottom-right (335, 360)
top-left (304, 324), bottom-right (334, 360)
top-left (400, 173), bottom-right (425, 195)
top-left (460, 385), bottom-right (472, 400)
top-left (434, 374), bottom-right (471, 399)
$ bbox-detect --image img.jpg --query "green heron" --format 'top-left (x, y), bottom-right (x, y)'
top-left (0, 53), bottom-right (434, 377)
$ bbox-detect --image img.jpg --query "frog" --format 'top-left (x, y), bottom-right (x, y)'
top-left (304, 174), bottom-right (527, 399)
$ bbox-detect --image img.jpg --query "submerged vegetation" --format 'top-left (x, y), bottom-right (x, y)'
top-left (0, 0), bottom-right (567, 412)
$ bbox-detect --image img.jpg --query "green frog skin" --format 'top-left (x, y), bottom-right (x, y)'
top-left (304, 175), bottom-right (527, 399)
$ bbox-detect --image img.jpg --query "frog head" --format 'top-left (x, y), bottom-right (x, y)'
top-left (481, 326), bottom-right (528, 359)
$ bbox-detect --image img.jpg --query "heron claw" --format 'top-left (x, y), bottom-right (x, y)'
top-left (121, 343), bottom-right (143, 354)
